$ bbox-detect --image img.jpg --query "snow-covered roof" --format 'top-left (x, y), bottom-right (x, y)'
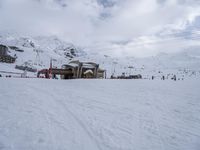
top-left (67, 63), bottom-right (79, 67)
top-left (84, 69), bottom-right (93, 75)
top-left (62, 63), bottom-right (78, 68)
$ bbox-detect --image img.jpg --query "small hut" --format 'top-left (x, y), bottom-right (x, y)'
top-left (97, 68), bottom-right (106, 78)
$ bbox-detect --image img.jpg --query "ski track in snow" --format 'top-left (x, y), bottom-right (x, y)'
top-left (0, 78), bottom-right (200, 150)
top-left (30, 84), bottom-right (102, 150)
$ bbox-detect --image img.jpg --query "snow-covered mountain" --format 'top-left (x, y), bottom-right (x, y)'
top-left (0, 33), bottom-right (86, 72)
top-left (0, 33), bottom-right (200, 78)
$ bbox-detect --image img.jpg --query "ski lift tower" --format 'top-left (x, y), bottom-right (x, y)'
top-left (34, 49), bottom-right (43, 66)
top-left (112, 61), bottom-right (118, 76)
top-left (49, 58), bottom-right (57, 79)
top-left (128, 66), bottom-right (134, 76)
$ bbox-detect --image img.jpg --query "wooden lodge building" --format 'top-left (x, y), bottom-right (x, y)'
top-left (37, 60), bottom-right (106, 79)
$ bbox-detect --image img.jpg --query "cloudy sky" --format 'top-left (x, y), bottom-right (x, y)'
top-left (0, 0), bottom-right (200, 57)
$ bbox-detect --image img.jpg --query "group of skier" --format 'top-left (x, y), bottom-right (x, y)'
top-left (152, 74), bottom-right (177, 81)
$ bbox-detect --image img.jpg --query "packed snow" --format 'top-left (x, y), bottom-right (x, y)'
top-left (0, 78), bottom-right (200, 150)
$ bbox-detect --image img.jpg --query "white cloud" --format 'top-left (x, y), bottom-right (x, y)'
top-left (0, 0), bottom-right (200, 57)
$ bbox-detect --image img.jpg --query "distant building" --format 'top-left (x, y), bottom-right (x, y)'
top-left (61, 60), bottom-right (106, 79)
top-left (37, 60), bottom-right (106, 79)
top-left (0, 45), bottom-right (16, 63)
top-left (0, 45), bottom-right (8, 56)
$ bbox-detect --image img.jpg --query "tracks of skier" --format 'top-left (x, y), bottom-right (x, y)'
top-left (30, 84), bottom-right (102, 150)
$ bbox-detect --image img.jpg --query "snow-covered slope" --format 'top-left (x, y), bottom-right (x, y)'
top-left (0, 78), bottom-right (200, 150)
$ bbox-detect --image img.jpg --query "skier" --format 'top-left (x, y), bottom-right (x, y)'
top-left (162, 75), bottom-right (165, 80)
top-left (152, 76), bottom-right (154, 80)
top-left (173, 75), bottom-right (176, 81)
